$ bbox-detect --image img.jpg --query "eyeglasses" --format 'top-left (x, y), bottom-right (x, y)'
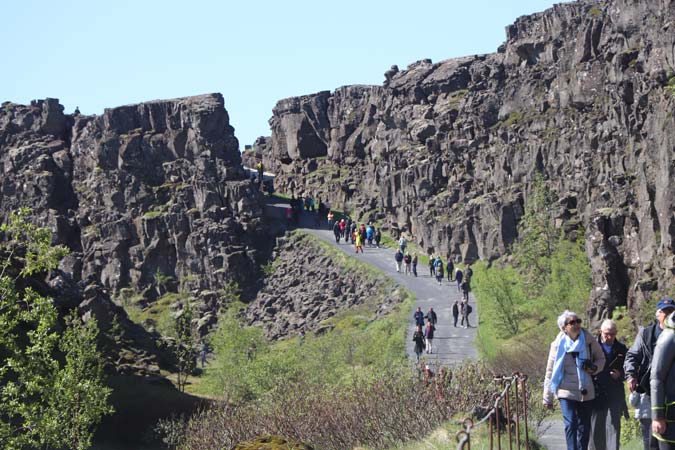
top-left (565, 319), bottom-right (582, 326)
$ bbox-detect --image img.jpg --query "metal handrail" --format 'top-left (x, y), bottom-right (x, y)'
top-left (456, 373), bottom-right (530, 450)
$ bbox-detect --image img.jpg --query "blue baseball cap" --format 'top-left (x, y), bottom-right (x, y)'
top-left (657, 297), bottom-right (675, 311)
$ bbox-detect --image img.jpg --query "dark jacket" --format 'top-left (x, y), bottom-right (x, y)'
top-left (624, 322), bottom-right (660, 393)
top-left (452, 303), bottom-right (459, 317)
top-left (594, 336), bottom-right (628, 411)
top-left (426, 310), bottom-right (437, 325)
top-left (395, 251), bottom-right (404, 262)
top-left (414, 311), bottom-right (425, 327)
top-left (413, 330), bottom-right (425, 354)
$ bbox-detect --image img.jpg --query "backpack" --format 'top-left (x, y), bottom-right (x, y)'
top-left (466, 304), bottom-right (473, 314)
top-left (434, 259), bottom-right (443, 269)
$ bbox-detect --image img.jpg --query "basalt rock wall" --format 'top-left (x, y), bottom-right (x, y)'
top-left (260, 0), bottom-right (675, 325)
top-left (0, 94), bottom-right (268, 371)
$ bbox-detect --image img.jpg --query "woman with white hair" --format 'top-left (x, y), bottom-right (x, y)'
top-left (543, 310), bottom-right (605, 450)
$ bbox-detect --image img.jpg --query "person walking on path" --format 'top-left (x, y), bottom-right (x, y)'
top-left (333, 221), bottom-right (341, 243)
top-left (374, 228), bottom-right (381, 248)
top-left (455, 268), bottom-right (464, 291)
top-left (543, 311), bottom-right (605, 450)
top-left (452, 300), bottom-right (460, 327)
top-left (399, 236), bottom-right (407, 253)
top-left (414, 307), bottom-right (425, 328)
top-left (434, 257), bottom-right (444, 285)
top-left (461, 279), bottom-right (471, 302)
top-left (413, 325), bottom-right (425, 362)
top-left (589, 319), bottom-right (628, 450)
top-left (425, 320), bottom-right (436, 354)
top-left (428, 255), bottom-right (435, 277)
top-left (327, 210), bottom-right (334, 230)
top-left (425, 307), bottom-right (438, 326)
top-left (412, 253), bottom-right (418, 277)
top-left (466, 265), bottom-right (474, 282)
top-left (625, 297), bottom-right (675, 450)
top-left (354, 230), bottom-right (364, 253)
top-left (460, 300), bottom-right (473, 328)
top-left (395, 249), bottom-right (404, 272)
top-left (651, 309), bottom-right (675, 449)
top-left (447, 258), bottom-right (454, 282)
top-left (404, 252), bottom-right (412, 275)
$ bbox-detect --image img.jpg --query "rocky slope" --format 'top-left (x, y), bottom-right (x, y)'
top-left (253, 0), bottom-right (675, 325)
top-left (0, 94), bottom-right (268, 372)
top-left (245, 231), bottom-right (407, 339)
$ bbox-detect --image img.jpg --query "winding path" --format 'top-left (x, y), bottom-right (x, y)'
top-left (265, 197), bottom-right (564, 449)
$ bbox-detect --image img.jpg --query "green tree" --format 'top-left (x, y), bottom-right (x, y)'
top-left (172, 299), bottom-right (197, 392)
top-left (514, 175), bottom-right (558, 292)
top-left (0, 208), bottom-right (113, 449)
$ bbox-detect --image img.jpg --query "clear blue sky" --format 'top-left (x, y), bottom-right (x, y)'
top-left (2, 0), bottom-right (561, 147)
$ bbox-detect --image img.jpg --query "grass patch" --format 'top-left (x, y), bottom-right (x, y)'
top-left (125, 293), bottom-right (181, 336)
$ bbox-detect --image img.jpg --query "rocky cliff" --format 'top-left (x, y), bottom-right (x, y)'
top-left (0, 94), bottom-right (268, 371)
top-left (256, 0), bottom-right (675, 324)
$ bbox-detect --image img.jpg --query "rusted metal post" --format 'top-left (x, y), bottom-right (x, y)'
top-left (521, 375), bottom-right (530, 450)
top-left (489, 409), bottom-right (494, 450)
top-left (496, 396), bottom-right (501, 450)
top-left (514, 374), bottom-right (521, 450)
top-left (505, 379), bottom-right (513, 450)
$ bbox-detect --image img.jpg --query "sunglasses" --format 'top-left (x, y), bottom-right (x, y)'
top-left (565, 318), bottom-right (582, 326)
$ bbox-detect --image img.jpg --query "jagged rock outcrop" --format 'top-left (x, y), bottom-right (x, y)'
top-left (0, 94), bottom-right (269, 372)
top-left (245, 231), bottom-right (407, 339)
top-left (259, 0), bottom-right (675, 325)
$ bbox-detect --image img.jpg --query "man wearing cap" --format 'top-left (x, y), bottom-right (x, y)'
top-left (625, 297), bottom-right (675, 450)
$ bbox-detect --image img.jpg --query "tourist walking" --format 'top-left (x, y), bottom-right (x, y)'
top-left (395, 249), bottom-right (404, 272)
top-left (404, 252), bottom-right (412, 275)
top-left (461, 279), bottom-right (470, 301)
top-left (412, 253), bottom-right (418, 277)
top-left (452, 300), bottom-right (459, 327)
top-left (413, 307), bottom-right (425, 328)
top-left (447, 258), bottom-right (454, 282)
top-left (399, 236), bottom-right (407, 253)
top-left (624, 297), bottom-right (675, 450)
top-left (455, 268), bottom-right (464, 291)
top-left (543, 310), bottom-right (605, 450)
top-left (460, 300), bottom-right (472, 328)
top-left (425, 307), bottom-right (437, 326)
top-left (589, 320), bottom-right (628, 450)
top-left (425, 320), bottom-right (435, 354)
top-left (428, 255), bottom-right (435, 277)
top-left (333, 221), bottom-right (341, 243)
top-left (413, 325), bottom-right (425, 362)
top-left (651, 308), bottom-right (675, 450)
top-left (374, 228), bottom-right (381, 248)
top-left (434, 257), bottom-right (444, 285)
top-left (355, 230), bottom-right (363, 253)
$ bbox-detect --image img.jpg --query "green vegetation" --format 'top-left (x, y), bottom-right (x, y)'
top-left (198, 231), bottom-right (415, 401)
top-left (666, 76), bottom-right (675, 96)
top-left (0, 208), bottom-right (112, 449)
top-left (125, 292), bottom-right (180, 336)
top-left (589, 5), bottom-right (603, 17)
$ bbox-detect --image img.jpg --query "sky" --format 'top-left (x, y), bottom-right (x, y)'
top-left (1, 0), bottom-right (562, 148)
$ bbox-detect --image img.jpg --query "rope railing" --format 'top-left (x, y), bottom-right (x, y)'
top-left (455, 373), bottom-right (530, 450)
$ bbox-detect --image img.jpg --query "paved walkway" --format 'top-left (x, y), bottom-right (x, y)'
top-left (266, 198), bottom-right (563, 449)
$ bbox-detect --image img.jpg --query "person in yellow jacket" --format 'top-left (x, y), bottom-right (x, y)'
top-left (354, 230), bottom-right (363, 253)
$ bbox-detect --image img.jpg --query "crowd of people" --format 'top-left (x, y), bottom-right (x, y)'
top-left (543, 298), bottom-right (675, 450)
